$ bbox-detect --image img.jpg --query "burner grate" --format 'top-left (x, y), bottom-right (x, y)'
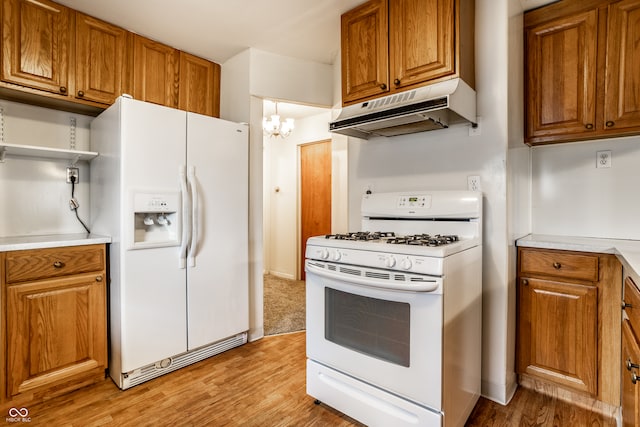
top-left (386, 234), bottom-right (459, 247)
top-left (325, 231), bottom-right (395, 241)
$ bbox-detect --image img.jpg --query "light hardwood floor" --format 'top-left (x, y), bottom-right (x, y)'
top-left (4, 332), bottom-right (617, 426)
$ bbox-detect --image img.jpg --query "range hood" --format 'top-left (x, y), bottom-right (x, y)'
top-left (329, 78), bottom-right (476, 139)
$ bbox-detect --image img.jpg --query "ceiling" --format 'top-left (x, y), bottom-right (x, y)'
top-left (56, 0), bottom-right (365, 119)
top-left (56, 0), bottom-right (364, 65)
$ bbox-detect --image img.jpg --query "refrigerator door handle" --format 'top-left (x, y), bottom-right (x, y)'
top-left (179, 166), bottom-right (190, 268)
top-left (187, 166), bottom-right (198, 267)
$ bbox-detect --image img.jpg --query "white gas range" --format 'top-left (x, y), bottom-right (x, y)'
top-left (305, 190), bottom-right (483, 427)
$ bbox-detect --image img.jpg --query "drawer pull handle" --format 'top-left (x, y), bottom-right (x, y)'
top-left (627, 358), bottom-right (640, 371)
top-left (53, 261), bottom-right (65, 268)
top-left (96, 275), bottom-right (103, 282)
top-left (623, 301), bottom-right (632, 309)
top-left (553, 262), bottom-right (561, 269)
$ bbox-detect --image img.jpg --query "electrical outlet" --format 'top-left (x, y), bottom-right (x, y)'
top-left (596, 150), bottom-right (612, 168)
top-left (66, 167), bottom-right (79, 183)
top-left (467, 175), bottom-right (481, 191)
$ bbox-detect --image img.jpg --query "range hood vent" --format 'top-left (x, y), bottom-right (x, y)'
top-left (330, 78), bottom-right (476, 139)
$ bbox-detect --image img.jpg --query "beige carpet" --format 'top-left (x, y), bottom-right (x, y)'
top-left (263, 273), bottom-right (306, 336)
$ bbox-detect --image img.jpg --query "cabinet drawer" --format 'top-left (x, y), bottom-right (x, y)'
top-left (519, 249), bottom-right (599, 281)
top-left (5, 245), bottom-right (105, 284)
top-left (625, 277), bottom-right (640, 335)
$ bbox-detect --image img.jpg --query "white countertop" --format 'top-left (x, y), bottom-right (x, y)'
top-left (517, 234), bottom-right (640, 278)
top-left (0, 233), bottom-right (111, 252)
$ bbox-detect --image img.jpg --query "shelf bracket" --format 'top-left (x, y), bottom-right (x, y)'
top-left (0, 146), bottom-right (6, 163)
top-left (70, 154), bottom-right (81, 166)
top-left (69, 117), bottom-right (76, 150)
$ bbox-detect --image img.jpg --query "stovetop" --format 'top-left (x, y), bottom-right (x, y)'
top-left (325, 232), bottom-right (460, 247)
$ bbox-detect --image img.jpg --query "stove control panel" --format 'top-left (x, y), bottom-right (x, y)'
top-left (397, 195), bottom-right (431, 209)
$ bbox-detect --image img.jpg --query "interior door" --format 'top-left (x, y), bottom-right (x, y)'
top-left (300, 140), bottom-right (332, 280)
top-left (186, 113), bottom-right (249, 350)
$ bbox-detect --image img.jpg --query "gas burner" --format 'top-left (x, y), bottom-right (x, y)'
top-left (386, 234), bottom-right (460, 247)
top-left (325, 231), bottom-right (395, 241)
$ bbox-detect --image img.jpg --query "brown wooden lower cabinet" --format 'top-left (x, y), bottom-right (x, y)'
top-left (516, 247), bottom-right (622, 410)
top-left (1, 244), bottom-right (107, 406)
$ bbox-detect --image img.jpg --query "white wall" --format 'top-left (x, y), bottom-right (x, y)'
top-left (345, 0), bottom-right (517, 404)
top-left (222, 48), bottom-right (337, 340)
top-left (0, 100), bottom-right (93, 237)
top-left (263, 110), bottom-right (332, 279)
top-left (532, 135), bottom-right (640, 239)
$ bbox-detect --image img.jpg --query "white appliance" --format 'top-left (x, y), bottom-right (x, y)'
top-left (90, 96), bottom-right (249, 389)
top-left (305, 191), bottom-right (482, 427)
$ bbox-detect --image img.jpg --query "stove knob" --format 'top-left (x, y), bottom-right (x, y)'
top-left (331, 250), bottom-right (342, 261)
top-left (401, 258), bottom-right (413, 270)
top-left (319, 249), bottom-right (329, 260)
top-left (385, 256), bottom-right (396, 268)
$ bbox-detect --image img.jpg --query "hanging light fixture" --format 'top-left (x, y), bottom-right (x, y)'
top-left (263, 102), bottom-right (294, 138)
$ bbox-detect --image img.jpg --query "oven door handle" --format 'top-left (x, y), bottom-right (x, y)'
top-left (305, 262), bottom-right (440, 293)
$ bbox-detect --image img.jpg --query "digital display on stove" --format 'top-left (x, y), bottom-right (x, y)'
top-left (409, 197), bottom-right (418, 202)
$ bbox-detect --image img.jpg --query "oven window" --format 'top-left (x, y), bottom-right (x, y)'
top-left (325, 288), bottom-right (410, 367)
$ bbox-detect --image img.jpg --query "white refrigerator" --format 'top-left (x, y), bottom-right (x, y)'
top-left (90, 96), bottom-right (249, 389)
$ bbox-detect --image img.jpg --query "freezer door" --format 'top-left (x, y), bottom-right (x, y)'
top-left (186, 113), bottom-right (249, 350)
top-left (119, 99), bottom-right (189, 371)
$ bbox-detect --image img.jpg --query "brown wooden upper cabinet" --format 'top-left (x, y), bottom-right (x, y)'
top-left (1, 0), bottom-right (221, 116)
top-left (1, 1), bottom-right (127, 107)
top-left (1, 0), bottom-right (71, 96)
top-left (132, 35), bottom-right (179, 108)
top-left (524, 0), bottom-right (640, 145)
top-left (340, 0), bottom-right (475, 106)
top-left (179, 52), bottom-right (221, 117)
top-left (75, 13), bottom-right (128, 105)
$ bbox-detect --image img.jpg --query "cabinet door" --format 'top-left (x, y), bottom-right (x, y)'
top-left (622, 320), bottom-right (640, 427)
top-left (75, 13), bottom-right (127, 105)
top-left (178, 52), bottom-right (220, 117)
top-left (604, 0), bottom-right (640, 133)
top-left (524, 9), bottom-right (598, 143)
top-left (517, 277), bottom-right (597, 395)
top-left (341, 0), bottom-right (389, 105)
top-left (1, 0), bottom-right (70, 95)
top-left (390, 0), bottom-right (454, 90)
top-left (132, 35), bottom-right (178, 108)
top-left (6, 274), bottom-right (107, 397)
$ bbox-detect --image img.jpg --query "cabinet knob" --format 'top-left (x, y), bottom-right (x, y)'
top-left (633, 372), bottom-right (639, 385)
top-left (53, 261), bottom-right (64, 268)
top-left (585, 123), bottom-right (593, 130)
top-left (606, 120), bottom-right (615, 128)
top-left (553, 262), bottom-right (561, 269)
top-left (77, 90), bottom-right (85, 98)
top-left (379, 83), bottom-right (387, 90)
top-left (522, 279), bottom-right (528, 286)
top-left (627, 358), bottom-right (639, 371)
top-left (394, 78), bottom-right (401, 85)
top-left (59, 86), bottom-right (67, 94)
top-left (95, 275), bottom-right (103, 282)
top-left (623, 300), bottom-right (633, 309)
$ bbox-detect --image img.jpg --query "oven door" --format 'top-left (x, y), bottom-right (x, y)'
top-left (305, 259), bottom-right (443, 411)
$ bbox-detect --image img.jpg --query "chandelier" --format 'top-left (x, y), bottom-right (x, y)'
top-left (263, 102), bottom-right (294, 138)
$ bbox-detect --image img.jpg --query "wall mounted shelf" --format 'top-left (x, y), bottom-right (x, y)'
top-left (0, 143), bottom-right (98, 165)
